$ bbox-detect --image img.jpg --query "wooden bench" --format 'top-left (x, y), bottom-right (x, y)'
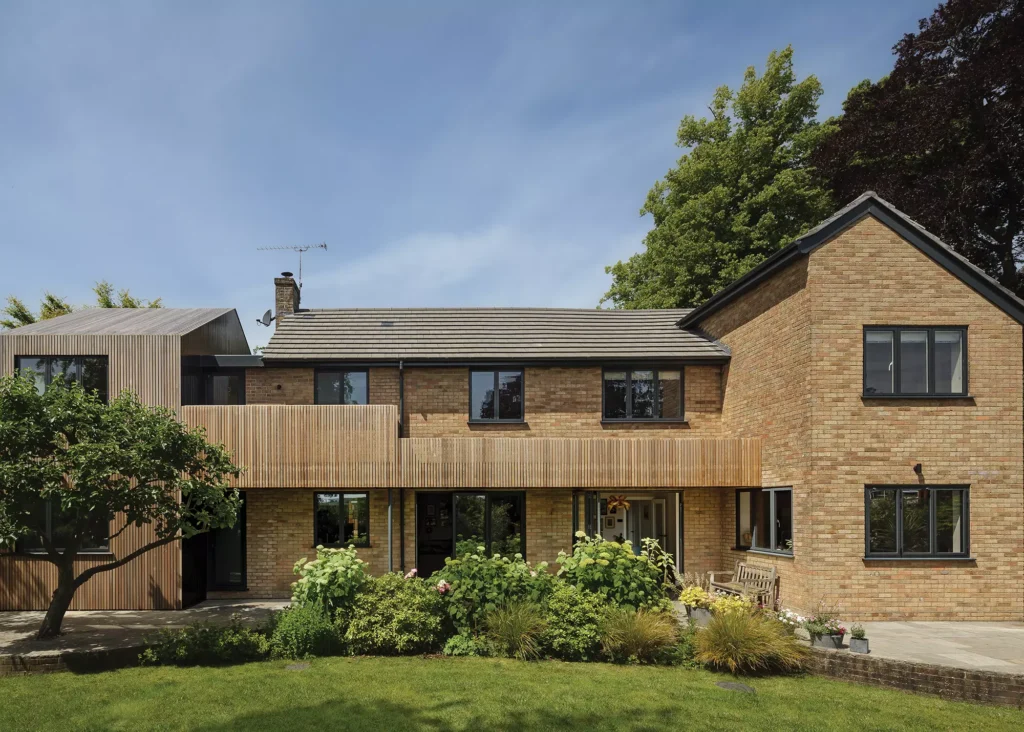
top-left (709, 561), bottom-right (778, 608)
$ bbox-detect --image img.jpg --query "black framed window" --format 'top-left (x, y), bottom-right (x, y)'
top-left (182, 368), bottom-right (246, 406)
top-left (453, 491), bottom-right (526, 559)
top-left (314, 492), bottom-right (370, 547)
top-left (315, 369), bottom-right (368, 405)
top-left (865, 486), bottom-right (969, 558)
top-left (602, 368), bottom-right (683, 420)
top-left (15, 356), bottom-right (109, 402)
top-left (16, 500), bottom-right (109, 553)
top-left (736, 488), bottom-right (793, 554)
top-left (863, 327), bottom-right (967, 396)
top-left (469, 369), bottom-right (523, 421)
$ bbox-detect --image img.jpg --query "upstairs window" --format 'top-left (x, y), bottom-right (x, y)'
top-left (602, 368), bottom-right (683, 420)
top-left (182, 368), bottom-right (245, 405)
top-left (470, 369), bottom-right (523, 421)
top-left (863, 327), bottom-right (967, 396)
top-left (315, 369), bottom-right (368, 405)
top-left (15, 356), bottom-right (109, 402)
top-left (865, 486), bottom-right (969, 558)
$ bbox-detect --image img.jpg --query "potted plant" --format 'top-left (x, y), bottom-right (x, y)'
top-left (849, 623), bottom-right (869, 654)
top-left (678, 586), bottom-right (712, 626)
top-left (804, 615), bottom-right (847, 649)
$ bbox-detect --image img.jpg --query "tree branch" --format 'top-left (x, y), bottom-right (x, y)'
top-left (72, 535), bottom-right (179, 589)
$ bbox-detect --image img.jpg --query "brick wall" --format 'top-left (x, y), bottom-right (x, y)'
top-left (236, 488), bottom-right (575, 597)
top-left (701, 215), bottom-right (1024, 620)
top-left (245, 368), bottom-right (314, 405)
top-left (402, 365), bottom-right (722, 437)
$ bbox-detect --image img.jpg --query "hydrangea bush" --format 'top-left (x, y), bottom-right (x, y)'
top-left (556, 533), bottom-right (666, 610)
top-left (291, 545), bottom-right (369, 618)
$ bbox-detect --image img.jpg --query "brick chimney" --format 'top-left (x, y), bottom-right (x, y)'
top-left (274, 272), bottom-right (300, 323)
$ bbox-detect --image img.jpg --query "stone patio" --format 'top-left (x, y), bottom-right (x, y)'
top-left (847, 621), bottom-right (1024, 674)
top-left (0, 599), bottom-right (288, 661)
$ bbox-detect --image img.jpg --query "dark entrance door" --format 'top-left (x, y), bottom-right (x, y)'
top-left (208, 492), bottom-right (247, 591)
top-left (416, 493), bottom-right (453, 578)
top-left (181, 532), bottom-right (208, 608)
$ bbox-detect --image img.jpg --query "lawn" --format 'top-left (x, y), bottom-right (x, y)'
top-left (1, 656), bottom-right (1021, 732)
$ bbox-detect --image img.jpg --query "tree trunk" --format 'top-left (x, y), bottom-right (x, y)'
top-left (37, 563), bottom-right (76, 639)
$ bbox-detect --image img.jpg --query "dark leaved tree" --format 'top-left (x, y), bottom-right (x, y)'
top-left (813, 0), bottom-right (1024, 294)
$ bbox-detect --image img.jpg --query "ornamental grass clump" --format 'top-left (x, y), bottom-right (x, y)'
top-left (600, 608), bottom-right (680, 664)
top-left (557, 533), bottom-right (667, 610)
top-left (485, 601), bottom-right (547, 660)
top-left (694, 611), bottom-right (807, 675)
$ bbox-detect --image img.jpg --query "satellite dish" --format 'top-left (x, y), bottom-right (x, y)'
top-left (257, 309), bottom-right (275, 327)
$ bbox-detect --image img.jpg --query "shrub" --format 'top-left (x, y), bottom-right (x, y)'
top-left (434, 550), bottom-right (552, 633)
top-left (600, 608), bottom-right (679, 664)
top-left (267, 605), bottom-right (342, 660)
top-left (710, 593), bottom-right (755, 616)
top-left (485, 601), bottom-right (547, 660)
top-left (291, 545), bottom-right (369, 619)
top-left (140, 617), bottom-right (268, 666)
top-left (695, 611), bottom-right (808, 675)
top-left (665, 621), bottom-right (700, 668)
top-left (557, 533), bottom-right (665, 610)
top-left (678, 586), bottom-right (711, 609)
top-left (851, 623), bottom-right (866, 640)
top-left (442, 632), bottom-right (490, 657)
top-left (540, 582), bottom-right (605, 662)
top-left (345, 573), bottom-right (449, 655)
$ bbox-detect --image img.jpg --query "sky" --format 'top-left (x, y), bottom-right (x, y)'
top-left (0, 0), bottom-right (937, 350)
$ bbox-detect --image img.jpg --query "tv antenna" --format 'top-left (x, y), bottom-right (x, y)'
top-left (256, 242), bottom-right (327, 288)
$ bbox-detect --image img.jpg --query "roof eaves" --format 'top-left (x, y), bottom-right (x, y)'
top-left (678, 192), bottom-right (1024, 328)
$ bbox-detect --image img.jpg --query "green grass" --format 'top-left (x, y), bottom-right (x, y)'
top-left (0, 657), bottom-right (1021, 731)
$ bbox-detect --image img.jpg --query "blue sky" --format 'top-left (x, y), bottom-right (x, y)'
top-left (1, 0), bottom-right (935, 349)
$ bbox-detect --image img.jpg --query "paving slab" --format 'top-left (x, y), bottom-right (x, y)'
top-left (845, 621), bottom-right (1024, 674)
top-left (0, 600), bottom-right (288, 659)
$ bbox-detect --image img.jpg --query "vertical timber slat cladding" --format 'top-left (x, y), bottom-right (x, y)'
top-left (399, 437), bottom-right (760, 488)
top-left (181, 405), bottom-right (400, 488)
top-left (0, 334), bottom-right (183, 610)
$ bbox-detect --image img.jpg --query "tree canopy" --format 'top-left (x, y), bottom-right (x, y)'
top-left (602, 46), bottom-right (834, 309)
top-left (1, 281), bottom-right (163, 329)
top-left (812, 0), bottom-right (1024, 295)
top-left (0, 375), bottom-right (240, 638)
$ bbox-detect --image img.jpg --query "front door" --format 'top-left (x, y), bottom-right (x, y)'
top-left (208, 491), bottom-right (247, 590)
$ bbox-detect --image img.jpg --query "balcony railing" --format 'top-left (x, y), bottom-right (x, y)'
top-left (399, 437), bottom-right (761, 489)
top-left (181, 405), bottom-right (399, 488)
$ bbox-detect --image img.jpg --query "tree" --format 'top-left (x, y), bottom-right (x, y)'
top-left (812, 0), bottom-right (1024, 295)
top-left (1, 281), bottom-right (162, 330)
top-left (602, 47), bottom-right (834, 309)
top-left (0, 375), bottom-right (241, 638)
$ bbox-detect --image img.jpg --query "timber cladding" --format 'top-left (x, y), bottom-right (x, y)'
top-left (399, 437), bottom-right (761, 488)
top-left (181, 404), bottom-right (400, 488)
top-left (0, 333), bottom-right (184, 610)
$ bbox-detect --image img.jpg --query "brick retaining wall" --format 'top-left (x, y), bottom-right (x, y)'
top-left (807, 647), bottom-right (1024, 708)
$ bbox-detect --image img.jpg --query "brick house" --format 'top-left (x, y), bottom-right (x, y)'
top-left (2, 192), bottom-right (1022, 620)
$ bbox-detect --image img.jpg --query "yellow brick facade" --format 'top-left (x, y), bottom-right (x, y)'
top-left (700, 215), bottom-right (1024, 620)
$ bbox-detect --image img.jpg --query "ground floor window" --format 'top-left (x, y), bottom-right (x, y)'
top-left (314, 492), bottom-right (370, 547)
top-left (736, 488), bottom-right (793, 554)
top-left (15, 499), bottom-right (109, 553)
top-left (865, 486), bottom-right (969, 558)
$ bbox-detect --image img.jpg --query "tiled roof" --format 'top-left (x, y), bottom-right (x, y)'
top-left (2, 308), bottom-right (237, 336)
top-left (263, 308), bottom-right (727, 361)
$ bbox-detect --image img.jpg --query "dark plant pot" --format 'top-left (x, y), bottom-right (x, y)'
top-left (811, 633), bottom-right (845, 650)
top-left (688, 607), bottom-right (712, 627)
top-left (849, 637), bottom-right (869, 654)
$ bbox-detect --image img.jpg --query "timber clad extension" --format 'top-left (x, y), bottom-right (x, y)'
top-left (2, 193), bottom-right (1023, 620)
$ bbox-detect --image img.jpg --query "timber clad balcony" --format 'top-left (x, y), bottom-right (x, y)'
top-left (181, 405), bottom-right (761, 489)
top-left (181, 405), bottom-right (399, 488)
top-left (399, 437), bottom-right (761, 489)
